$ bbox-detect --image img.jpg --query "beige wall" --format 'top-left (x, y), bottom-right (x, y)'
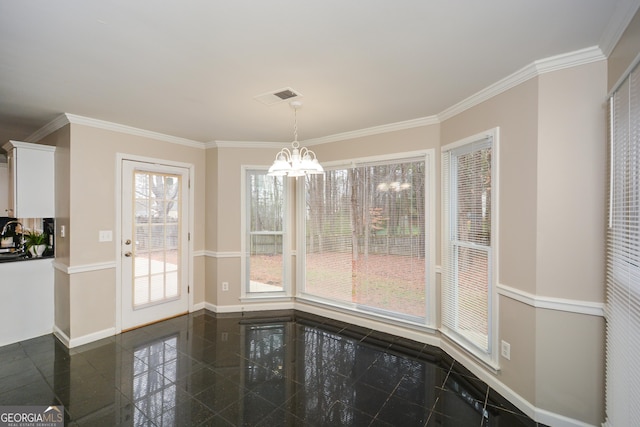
top-left (69, 124), bottom-right (206, 265)
top-left (534, 61), bottom-right (607, 424)
top-left (440, 61), bottom-right (607, 425)
top-left (535, 309), bottom-right (605, 423)
top-left (537, 61), bottom-right (607, 302)
top-left (206, 147), bottom-right (278, 307)
top-left (38, 125), bottom-right (71, 336)
top-left (205, 147), bottom-right (218, 251)
top-left (205, 128), bottom-right (440, 307)
top-left (498, 296), bottom-right (536, 403)
top-left (54, 269), bottom-right (70, 337)
top-left (441, 77), bottom-right (541, 409)
top-left (45, 123), bottom-right (206, 342)
top-left (442, 79), bottom-right (540, 295)
top-left (69, 269), bottom-right (116, 338)
top-left (311, 125), bottom-right (440, 161)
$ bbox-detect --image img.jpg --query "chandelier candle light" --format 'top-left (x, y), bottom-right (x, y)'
top-left (267, 101), bottom-right (324, 177)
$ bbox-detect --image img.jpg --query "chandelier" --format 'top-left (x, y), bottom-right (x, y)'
top-left (267, 101), bottom-right (324, 177)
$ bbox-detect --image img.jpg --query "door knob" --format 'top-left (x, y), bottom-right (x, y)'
top-left (124, 239), bottom-right (132, 245)
top-left (124, 251), bottom-right (132, 257)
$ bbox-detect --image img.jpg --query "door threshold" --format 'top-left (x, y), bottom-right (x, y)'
top-left (122, 311), bottom-right (189, 333)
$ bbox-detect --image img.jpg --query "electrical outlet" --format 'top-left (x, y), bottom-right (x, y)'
top-left (222, 282), bottom-right (229, 291)
top-left (221, 332), bottom-right (228, 342)
top-left (501, 340), bottom-right (511, 360)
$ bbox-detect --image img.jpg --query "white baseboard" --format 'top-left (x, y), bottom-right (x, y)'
top-left (191, 302), bottom-right (206, 311)
top-left (67, 327), bottom-right (116, 348)
top-left (53, 325), bottom-right (70, 347)
top-left (205, 301), bottom-right (295, 313)
top-left (535, 408), bottom-right (597, 427)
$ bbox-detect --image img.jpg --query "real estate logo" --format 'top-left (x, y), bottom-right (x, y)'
top-left (0, 405), bottom-right (64, 427)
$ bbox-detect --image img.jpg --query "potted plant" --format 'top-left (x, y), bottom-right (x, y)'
top-left (25, 230), bottom-right (47, 258)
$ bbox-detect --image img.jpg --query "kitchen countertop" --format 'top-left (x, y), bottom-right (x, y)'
top-left (0, 252), bottom-right (54, 263)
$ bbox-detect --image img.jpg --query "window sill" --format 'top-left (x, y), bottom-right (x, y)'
top-left (440, 328), bottom-right (500, 373)
top-left (296, 293), bottom-right (437, 335)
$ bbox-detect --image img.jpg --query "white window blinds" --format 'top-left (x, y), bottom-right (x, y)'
top-left (605, 64), bottom-right (640, 426)
top-left (302, 156), bottom-right (430, 322)
top-left (442, 136), bottom-right (494, 356)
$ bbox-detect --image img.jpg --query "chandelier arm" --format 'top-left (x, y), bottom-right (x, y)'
top-left (299, 147), bottom-right (317, 159)
top-left (273, 147), bottom-right (292, 161)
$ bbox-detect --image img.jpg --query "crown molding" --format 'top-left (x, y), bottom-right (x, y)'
top-left (302, 116), bottom-right (440, 147)
top-left (65, 114), bottom-right (205, 149)
top-left (439, 46), bottom-right (605, 122)
top-left (599, 0), bottom-right (640, 57)
top-left (534, 46), bottom-right (605, 75)
top-left (25, 114), bottom-right (71, 143)
top-left (27, 113), bottom-right (206, 149)
top-left (207, 119), bottom-right (441, 148)
top-left (208, 140), bottom-right (289, 149)
top-left (438, 64), bottom-right (537, 121)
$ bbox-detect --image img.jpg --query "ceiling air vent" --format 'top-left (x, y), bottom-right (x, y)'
top-left (254, 87), bottom-right (302, 106)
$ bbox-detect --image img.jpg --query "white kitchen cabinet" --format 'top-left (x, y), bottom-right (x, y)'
top-left (3, 140), bottom-right (55, 218)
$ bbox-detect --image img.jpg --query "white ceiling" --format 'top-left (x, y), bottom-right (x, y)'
top-left (0, 1), bottom-right (637, 146)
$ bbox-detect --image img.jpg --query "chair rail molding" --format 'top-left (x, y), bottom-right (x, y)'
top-left (497, 283), bottom-right (605, 317)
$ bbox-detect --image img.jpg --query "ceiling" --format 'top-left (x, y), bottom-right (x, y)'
top-left (0, 1), bottom-right (636, 146)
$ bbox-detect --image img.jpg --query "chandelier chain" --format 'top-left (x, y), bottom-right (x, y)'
top-left (292, 107), bottom-right (299, 148)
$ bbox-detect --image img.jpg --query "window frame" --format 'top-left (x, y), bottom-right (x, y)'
top-left (604, 66), bottom-right (640, 426)
top-left (441, 128), bottom-right (500, 369)
top-left (241, 166), bottom-right (291, 300)
top-left (296, 150), bottom-right (437, 329)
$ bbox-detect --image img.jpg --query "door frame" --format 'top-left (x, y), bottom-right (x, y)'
top-left (115, 153), bottom-right (195, 334)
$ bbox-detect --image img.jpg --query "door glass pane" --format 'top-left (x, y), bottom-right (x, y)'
top-left (133, 171), bottom-right (181, 307)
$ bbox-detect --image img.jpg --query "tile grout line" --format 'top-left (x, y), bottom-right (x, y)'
top-left (368, 373), bottom-right (406, 427)
top-left (480, 385), bottom-right (490, 427)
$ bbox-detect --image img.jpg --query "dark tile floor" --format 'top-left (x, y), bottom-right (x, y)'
top-left (0, 310), bottom-right (543, 426)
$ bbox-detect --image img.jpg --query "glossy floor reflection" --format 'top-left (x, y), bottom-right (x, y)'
top-left (0, 311), bottom-right (544, 426)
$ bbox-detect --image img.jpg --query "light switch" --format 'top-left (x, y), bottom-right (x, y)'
top-left (99, 230), bottom-right (113, 242)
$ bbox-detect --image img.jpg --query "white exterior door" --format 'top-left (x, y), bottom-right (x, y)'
top-left (121, 160), bottom-right (190, 330)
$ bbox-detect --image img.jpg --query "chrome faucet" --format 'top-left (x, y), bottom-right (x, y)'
top-left (1, 220), bottom-right (24, 252)
top-left (1, 220), bottom-right (23, 236)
